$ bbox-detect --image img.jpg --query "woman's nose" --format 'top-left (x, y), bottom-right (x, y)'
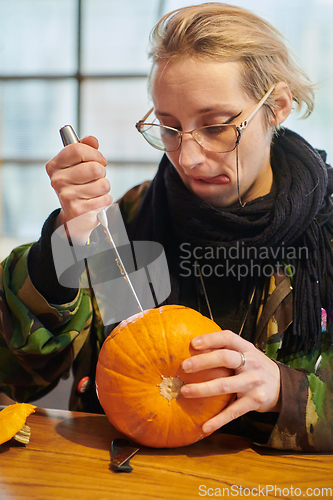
top-left (178, 135), bottom-right (206, 170)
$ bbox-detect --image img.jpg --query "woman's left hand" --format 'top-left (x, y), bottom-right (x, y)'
top-left (180, 330), bottom-right (281, 435)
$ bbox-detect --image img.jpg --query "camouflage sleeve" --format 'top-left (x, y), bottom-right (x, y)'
top-left (235, 346), bottom-right (333, 452)
top-left (117, 180), bottom-right (151, 223)
top-left (0, 243), bottom-right (94, 402)
top-left (241, 273), bottom-right (333, 452)
top-left (264, 268), bottom-right (333, 451)
top-left (266, 340), bottom-right (333, 451)
top-left (0, 182), bottom-right (152, 404)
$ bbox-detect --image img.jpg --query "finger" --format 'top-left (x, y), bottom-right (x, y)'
top-left (80, 135), bottom-right (100, 149)
top-left (188, 345), bottom-right (214, 357)
top-left (62, 143), bottom-right (107, 167)
top-left (51, 161), bottom-right (108, 189)
top-left (181, 371), bottom-right (254, 399)
top-left (191, 330), bottom-right (250, 352)
top-left (182, 348), bottom-right (245, 373)
top-left (202, 396), bottom-right (257, 434)
top-left (46, 143), bottom-right (107, 176)
top-left (61, 193), bottom-right (113, 221)
top-left (59, 177), bottom-right (111, 204)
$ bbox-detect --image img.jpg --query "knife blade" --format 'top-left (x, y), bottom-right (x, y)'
top-left (110, 438), bottom-right (139, 472)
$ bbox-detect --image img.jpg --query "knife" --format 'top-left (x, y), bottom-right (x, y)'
top-left (59, 125), bottom-right (144, 313)
top-left (110, 438), bottom-right (139, 472)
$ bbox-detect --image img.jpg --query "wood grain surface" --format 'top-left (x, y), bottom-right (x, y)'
top-left (0, 408), bottom-right (332, 499)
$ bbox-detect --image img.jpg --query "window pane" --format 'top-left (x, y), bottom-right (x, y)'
top-left (0, 162), bottom-right (156, 241)
top-left (82, 0), bottom-right (159, 74)
top-left (285, 78), bottom-right (332, 162)
top-left (0, 0), bottom-right (77, 75)
top-left (0, 164), bottom-right (59, 240)
top-left (81, 78), bottom-right (162, 163)
top-left (163, 0), bottom-right (211, 12)
top-left (0, 80), bottom-right (77, 160)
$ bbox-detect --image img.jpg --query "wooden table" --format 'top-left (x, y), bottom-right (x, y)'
top-left (0, 408), bottom-right (332, 499)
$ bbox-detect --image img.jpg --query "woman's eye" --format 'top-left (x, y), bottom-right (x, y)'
top-left (161, 127), bottom-right (178, 136)
top-left (205, 125), bottom-right (228, 135)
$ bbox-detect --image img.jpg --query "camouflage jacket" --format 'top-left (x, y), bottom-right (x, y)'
top-left (0, 181), bottom-right (332, 451)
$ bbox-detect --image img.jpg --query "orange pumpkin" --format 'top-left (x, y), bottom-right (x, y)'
top-left (96, 305), bottom-right (234, 448)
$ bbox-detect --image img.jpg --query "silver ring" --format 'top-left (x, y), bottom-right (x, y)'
top-left (236, 351), bottom-right (246, 370)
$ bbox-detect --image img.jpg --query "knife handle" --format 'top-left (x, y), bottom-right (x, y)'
top-left (59, 125), bottom-right (109, 230)
top-left (59, 125), bottom-right (80, 145)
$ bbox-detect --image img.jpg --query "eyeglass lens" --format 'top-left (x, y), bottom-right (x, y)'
top-left (140, 124), bottom-right (238, 153)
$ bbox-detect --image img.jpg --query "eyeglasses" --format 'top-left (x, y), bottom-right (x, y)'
top-left (135, 85), bottom-right (275, 153)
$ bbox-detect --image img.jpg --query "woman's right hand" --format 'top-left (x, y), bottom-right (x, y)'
top-left (46, 135), bottom-right (113, 243)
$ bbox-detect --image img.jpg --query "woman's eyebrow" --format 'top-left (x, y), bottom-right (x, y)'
top-left (223, 111), bottom-right (242, 123)
top-left (155, 110), bottom-right (243, 121)
top-left (198, 109), bottom-right (243, 123)
top-left (155, 111), bottom-right (172, 117)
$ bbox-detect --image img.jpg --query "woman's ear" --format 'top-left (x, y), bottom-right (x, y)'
top-left (271, 81), bottom-right (293, 126)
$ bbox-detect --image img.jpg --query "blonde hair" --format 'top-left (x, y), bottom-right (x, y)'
top-left (148, 3), bottom-right (314, 119)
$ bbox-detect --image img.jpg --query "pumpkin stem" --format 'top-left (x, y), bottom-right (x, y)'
top-left (158, 375), bottom-right (185, 405)
top-left (14, 424), bottom-right (31, 444)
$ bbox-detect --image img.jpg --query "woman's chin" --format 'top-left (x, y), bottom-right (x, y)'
top-left (186, 180), bottom-right (239, 207)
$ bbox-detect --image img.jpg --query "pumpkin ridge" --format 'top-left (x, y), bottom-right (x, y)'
top-left (123, 413), bottom-right (166, 447)
top-left (126, 311), bottom-right (163, 376)
top-left (114, 334), bottom-right (153, 372)
top-left (107, 316), bottom-right (161, 377)
top-left (172, 391), bottom-right (198, 428)
top-left (184, 402), bottom-right (209, 430)
top-left (158, 305), bottom-right (190, 375)
top-left (158, 308), bottom-right (172, 374)
top-left (99, 365), bottom-right (159, 386)
top-left (159, 374), bottom-right (172, 447)
top-left (99, 332), bottom-right (157, 377)
top-left (165, 397), bottom-right (185, 448)
top-left (99, 384), bottom-right (171, 445)
top-left (144, 307), bottom-right (174, 376)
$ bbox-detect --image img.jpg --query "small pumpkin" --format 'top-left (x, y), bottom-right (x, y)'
top-left (96, 305), bottom-right (234, 448)
top-left (0, 403), bottom-right (36, 445)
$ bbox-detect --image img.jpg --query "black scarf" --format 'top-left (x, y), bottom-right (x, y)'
top-left (125, 128), bottom-right (333, 353)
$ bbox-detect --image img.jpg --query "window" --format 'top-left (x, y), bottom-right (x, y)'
top-left (0, 0), bottom-right (332, 260)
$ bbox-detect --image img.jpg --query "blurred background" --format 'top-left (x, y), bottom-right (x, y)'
top-left (0, 0), bottom-right (332, 408)
top-left (0, 0), bottom-right (332, 258)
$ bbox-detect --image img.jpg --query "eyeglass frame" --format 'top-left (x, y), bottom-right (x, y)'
top-left (135, 84), bottom-right (276, 154)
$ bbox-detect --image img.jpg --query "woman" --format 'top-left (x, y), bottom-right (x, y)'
top-left (1, 3), bottom-right (333, 451)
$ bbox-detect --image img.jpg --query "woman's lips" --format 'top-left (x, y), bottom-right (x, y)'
top-left (189, 174), bottom-right (230, 185)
